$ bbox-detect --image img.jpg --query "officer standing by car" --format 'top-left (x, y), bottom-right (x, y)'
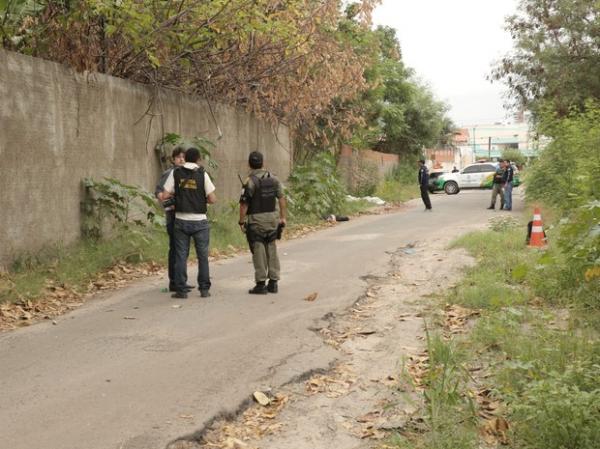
top-left (418, 159), bottom-right (432, 211)
top-left (239, 151), bottom-right (287, 294)
top-left (487, 160), bottom-right (505, 210)
top-left (502, 159), bottom-right (514, 211)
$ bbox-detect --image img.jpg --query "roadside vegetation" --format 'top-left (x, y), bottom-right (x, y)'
top-left (385, 1), bottom-right (600, 447)
top-left (387, 216), bottom-right (599, 449)
top-left (0, 152), bottom-right (376, 307)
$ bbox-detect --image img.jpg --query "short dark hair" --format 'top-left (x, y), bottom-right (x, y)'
top-left (497, 158), bottom-right (504, 163)
top-left (418, 159), bottom-right (425, 164)
top-left (185, 147), bottom-right (201, 163)
top-left (249, 151), bottom-right (264, 169)
top-left (504, 159), bottom-right (511, 163)
top-left (172, 146), bottom-right (185, 159)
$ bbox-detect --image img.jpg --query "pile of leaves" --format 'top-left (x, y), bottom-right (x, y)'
top-left (0, 261), bottom-right (162, 331)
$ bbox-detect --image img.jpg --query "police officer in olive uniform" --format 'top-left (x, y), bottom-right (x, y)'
top-left (487, 160), bottom-right (505, 210)
top-left (239, 151), bottom-right (287, 294)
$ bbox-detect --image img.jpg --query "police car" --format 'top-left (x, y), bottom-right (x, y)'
top-left (431, 162), bottom-right (520, 195)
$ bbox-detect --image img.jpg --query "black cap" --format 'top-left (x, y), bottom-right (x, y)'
top-left (249, 151), bottom-right (263, 169)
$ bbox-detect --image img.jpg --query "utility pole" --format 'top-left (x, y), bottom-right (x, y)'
top-left (488, 136), bottom-right (491, 160)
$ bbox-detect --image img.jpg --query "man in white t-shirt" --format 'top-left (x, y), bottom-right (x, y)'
top-left (159, 148), bottom-right (217, 298)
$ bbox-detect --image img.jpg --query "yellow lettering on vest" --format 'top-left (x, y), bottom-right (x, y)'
top-left (179, 179), bottom-right (198, 190)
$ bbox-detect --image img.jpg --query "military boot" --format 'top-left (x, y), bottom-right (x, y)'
top-left (249, 282), bottom-right (268, 295)
top-left (267, 280), bottom-right (278, 293)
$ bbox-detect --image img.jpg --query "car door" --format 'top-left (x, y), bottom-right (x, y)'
top-left (477, 164), bottom-right (497, 188)
top-left (459, 165), bottom-right (480, 188)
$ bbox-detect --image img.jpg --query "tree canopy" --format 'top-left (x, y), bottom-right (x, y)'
top-left (492, 0), bottom-right (600, 118)
top-left (1, 0), bottom-right (452, 156)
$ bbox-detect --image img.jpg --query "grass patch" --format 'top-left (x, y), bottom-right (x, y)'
top-left (375, 179), bottom-right (419, 203)
top-left (389, 222), bottom-right (600, 449)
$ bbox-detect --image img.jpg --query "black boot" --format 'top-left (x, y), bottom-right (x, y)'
top-left (267, 280), bottom-right (278, 293)
top-left (249, 282), bottom-right (268, 295)
top-left (487, 205), bottom-right (495, 210)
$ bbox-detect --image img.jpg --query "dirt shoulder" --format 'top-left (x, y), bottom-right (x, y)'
top-left (168, 225), bottom-right (480, 449)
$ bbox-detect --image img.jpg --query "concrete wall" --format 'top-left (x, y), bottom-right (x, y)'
top-left (0, 49), bottom-right (291, 266)
top-left (338, 145), bottom-right (399, 191)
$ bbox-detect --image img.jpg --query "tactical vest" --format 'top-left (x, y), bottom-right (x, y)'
top-left (493, 169), bottom-right (504, 184)
top-left (247, 173), bottom-right (277, 215)
top-left (174, 167), bottom-right (207, 214)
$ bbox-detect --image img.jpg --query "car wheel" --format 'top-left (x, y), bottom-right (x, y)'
top-left (444, 181), bottom-right (459, 195)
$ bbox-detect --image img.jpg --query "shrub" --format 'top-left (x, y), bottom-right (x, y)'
top-left (286, 152), bottom-right (347, 217)
top-left (511, 369), bottom-right (600, 449)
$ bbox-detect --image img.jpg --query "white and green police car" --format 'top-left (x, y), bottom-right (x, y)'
top-left (431, 162), bottom-right (520, 195)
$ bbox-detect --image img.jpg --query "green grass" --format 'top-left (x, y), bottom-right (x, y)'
top-left (2, 227), bottom-right (169, 303)
top-left (388, 223), bottom-right (600, 449)
top-left (375, 179), bottom-right (419, 203)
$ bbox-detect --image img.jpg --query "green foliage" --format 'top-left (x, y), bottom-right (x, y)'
top-left (338, 24), bottom-right (453, 155)
top-left (155, 132), bottom-right (218, 173)
top-left (286, 152), bottom-right (347, 218)
top-left (487, 215), bottom-right (520, 233)
top-left (526, 104), bottom-right (600, 210)
top-left (374, 158), bottom-right (419, 203)
top-left (394, 331), bottom-right (477, 449)
top-left (512, 372), bottom-right (600, 449)
top-left (348, 158), bottom-right (379, 197)
top-left (500, 148), bottom-right (526, 167)
top-left (1, 225), bottom-right (168, 303)
top-left (81, 177), bottom-right (162, 240)
top-left (492, 0), bottom-right (600, 116)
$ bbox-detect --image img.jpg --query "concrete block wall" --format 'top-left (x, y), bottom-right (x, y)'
top-left (0, 49), bottom-right (291, 266)
top-left (337, 145), bottom-right (399, 191)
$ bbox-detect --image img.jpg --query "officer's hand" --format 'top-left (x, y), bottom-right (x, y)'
top-left (279, 218), bottom-right (287, 226)
top-left (239, 222), bottom-right (246, 232)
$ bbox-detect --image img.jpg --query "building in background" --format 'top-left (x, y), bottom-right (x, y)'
top-left (425, 119), bottom-right (541, 171)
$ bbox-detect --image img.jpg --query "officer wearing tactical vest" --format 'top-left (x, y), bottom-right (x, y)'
top-left (159, 148), bottom-right (217, 299)
top-left (487, 160), bottom-right (505, 210)
top-left (239, 151), bottom-right (287, 294)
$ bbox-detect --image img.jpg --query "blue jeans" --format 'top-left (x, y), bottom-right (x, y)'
top-left (165, 210), bottom-right (183, 289)
top-left (503, 182), bottom-right (513, 210)
top-left (173, 219), bottom-right (211, 292)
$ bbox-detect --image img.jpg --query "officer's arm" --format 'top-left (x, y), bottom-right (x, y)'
top-left (239, 203), bottom-right (249, 227)
top-left (278, 196), bottom-right (287, 225)
top-left (158, 170), bottom-right (175, 201)
top-left (207, 192), bottom-right (217, 204)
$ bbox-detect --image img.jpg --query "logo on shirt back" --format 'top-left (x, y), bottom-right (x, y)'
top-left (179, 179), bottom-right (198, 190)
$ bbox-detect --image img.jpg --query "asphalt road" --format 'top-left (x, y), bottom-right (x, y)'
top-left (0, 189), bottom-right (524, 449)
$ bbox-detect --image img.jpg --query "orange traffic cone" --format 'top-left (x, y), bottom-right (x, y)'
top-left (528, 207), bottom-right (547, 248)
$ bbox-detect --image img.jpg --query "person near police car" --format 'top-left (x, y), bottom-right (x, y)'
top-left (158, 148), bottom-right (217, 299)
top-left (487, 159), bottom-right (505, 210)
top-left (155, 146), bottom-right (194, 293)
top-left (502, 159), bottom-right (514, 211)
top-left (418, 159), bottom-right (432, 211)
top-left (238, 151), bottom-right (287, 295)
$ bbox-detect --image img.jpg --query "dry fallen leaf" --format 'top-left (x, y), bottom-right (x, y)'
top-left (304, 292), bottom-right (318, 302)
top-left (253, 391), bottom-right (270, 406)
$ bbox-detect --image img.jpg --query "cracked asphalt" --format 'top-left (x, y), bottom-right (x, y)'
top-left (0, 189), bottom-right (523, 449)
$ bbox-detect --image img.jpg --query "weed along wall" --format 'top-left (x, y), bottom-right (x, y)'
top-left (337, 145), bottom-right (399, 194)
top-left (0, 49), bottom-right (292, 267)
